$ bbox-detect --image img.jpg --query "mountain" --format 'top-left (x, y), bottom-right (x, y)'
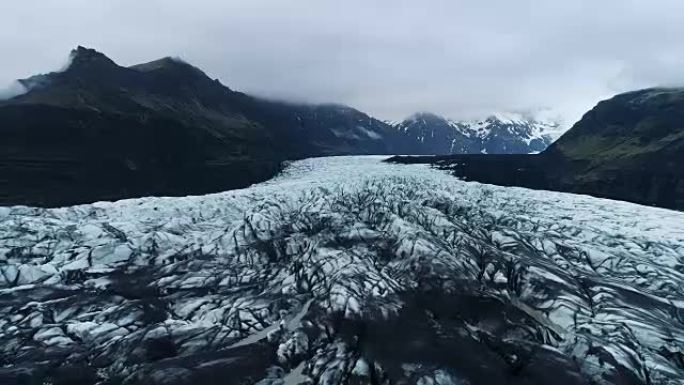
top-left (2, 156), bottom-right (683, 385)
top-left (389, 112), bottom-right (557, 154)
top-left (0, 47), bottom-right (565, 207)
top-left (390, 87), bottom-right (684, 210)
top-left (0, 47), bottom-right (398, 207)
top-left (544, 87), bottom-right (684, 208)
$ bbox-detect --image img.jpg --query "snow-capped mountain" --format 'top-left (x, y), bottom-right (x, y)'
top-left (390, 112), bottom-right (559, 154)
top-left (392, 87), bottom-right (684, 211)
top-left (1, 156), bottom-right (683, 385)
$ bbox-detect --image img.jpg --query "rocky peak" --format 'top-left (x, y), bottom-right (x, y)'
top-left (66, 46), bottom-right (118, 71)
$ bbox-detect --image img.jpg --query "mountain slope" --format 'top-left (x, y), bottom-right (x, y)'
top-left (390, 112), bottom-right (556, 154)
top-left (390, 87), bottom-right (684, 210)
top-left (1, 156), bottom-right (683, 385)
top-left (542, 87), bottom-right (684, 208)
top-left (0, 47), bottom-right (280, 206)
top-left (0, 47), bottom-right (397, 207)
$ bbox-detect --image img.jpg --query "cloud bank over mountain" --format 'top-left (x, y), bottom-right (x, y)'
top-left (2, 0), bottom-right (684, 125)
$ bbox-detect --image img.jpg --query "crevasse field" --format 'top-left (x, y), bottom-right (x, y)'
top-left (1, 156), bottom-right (683, 385)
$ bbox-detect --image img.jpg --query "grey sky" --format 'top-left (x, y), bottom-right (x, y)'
top-left (2, 0), bottom-right (684, 126)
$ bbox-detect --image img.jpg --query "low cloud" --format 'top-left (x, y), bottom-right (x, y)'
top-left (1, 0), bottom-right (684, 126)
top-left (0, 81), bottom-right (26, 100)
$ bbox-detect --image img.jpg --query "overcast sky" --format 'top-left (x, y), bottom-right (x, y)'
top-left (2, 0), bottom-right (684, 125)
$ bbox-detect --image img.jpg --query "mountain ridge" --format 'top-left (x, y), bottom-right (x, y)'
top-left (390, 111), bottom-right (557, 154)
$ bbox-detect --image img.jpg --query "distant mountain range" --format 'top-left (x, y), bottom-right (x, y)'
top-left (389, 112), bottom-right (558, 154)
top-left (0, 47), bottom-right (560, 206)
top-left (391, 87), bottom-right (684, 210)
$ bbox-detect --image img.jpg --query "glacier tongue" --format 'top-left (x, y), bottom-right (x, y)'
top-left (1, 156), bottom-right (683, 385)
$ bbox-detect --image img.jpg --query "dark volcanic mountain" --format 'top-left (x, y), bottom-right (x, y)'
top-left (0, 47), bottom-right (396, 207)
top-left (390, 87), bottom-right (684, 210)
top-left (390, 112), bottom-right (557, 154)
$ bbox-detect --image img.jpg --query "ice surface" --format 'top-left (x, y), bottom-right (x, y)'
top-left (1, 156), bottom-right (683, 384)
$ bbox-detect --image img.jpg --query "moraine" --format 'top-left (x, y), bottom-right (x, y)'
top-left (1, 156), bottom-right (683, 385)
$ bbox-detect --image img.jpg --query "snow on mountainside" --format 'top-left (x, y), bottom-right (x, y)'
top-left (390, 112), bottom-right (559, 154)
top-left (1, 156), bottom-right (684, 384)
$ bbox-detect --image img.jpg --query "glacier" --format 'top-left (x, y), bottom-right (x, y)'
top-left (1, 156), bottom-right (683, 385)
